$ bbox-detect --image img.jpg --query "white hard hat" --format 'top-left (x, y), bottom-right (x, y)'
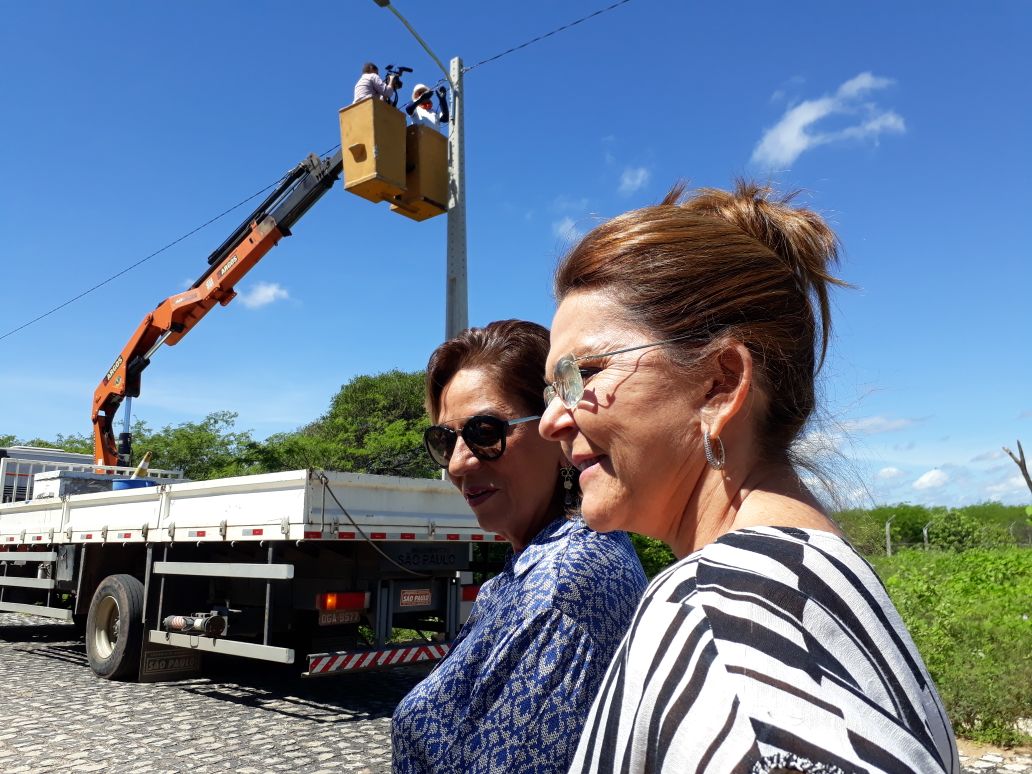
top-left (412, 84), bottom-right (430, 101)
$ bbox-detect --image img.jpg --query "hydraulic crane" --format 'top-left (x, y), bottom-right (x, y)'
top-left (91, 149), bottom-right (343, 467)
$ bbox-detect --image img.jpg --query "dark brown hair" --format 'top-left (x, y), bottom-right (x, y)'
top-left (426, 320), bottom-right (577, 511)
top-left (425, 319), bottom-right (550, 422)
top-left (554, 180), bottom-right (848, 461)
top-left (362, 62), bottom-right (378, 75)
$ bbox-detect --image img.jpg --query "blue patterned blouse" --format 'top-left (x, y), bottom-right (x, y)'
top-left (391, 516), bottom-right (647, 773)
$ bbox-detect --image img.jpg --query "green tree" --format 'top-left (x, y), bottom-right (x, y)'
top-left (874, 503), bottom-right (945, 547)
top-left (0, 432), bottom-right (92, 454)
top-left (49, 433), bottom-right (93, 455)
top-left (297, 369), bottom-right (436, 479)
top-left (130, 411), bottom-right (264, 480)
top-left (253, 431), bottom-right (339, 473)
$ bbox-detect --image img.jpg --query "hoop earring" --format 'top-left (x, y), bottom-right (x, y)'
top-left (560, 466), bottom-right (577, 508)
top-left (703, 431), bottom-right (725, 470)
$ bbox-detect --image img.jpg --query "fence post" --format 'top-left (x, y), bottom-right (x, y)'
top-left (885, 515), bottom-right (896, 557)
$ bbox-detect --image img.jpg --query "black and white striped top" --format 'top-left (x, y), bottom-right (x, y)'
top-left (569, 527), bottom-right (958, 774)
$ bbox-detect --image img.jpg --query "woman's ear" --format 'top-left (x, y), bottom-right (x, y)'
top-left (699, 342), bottom-right (753, 437)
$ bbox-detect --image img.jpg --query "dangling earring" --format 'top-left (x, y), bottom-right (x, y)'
top-left (703, 430), bottom-right (725, 470)
top-left (560, 466), bottom-right (576, 508)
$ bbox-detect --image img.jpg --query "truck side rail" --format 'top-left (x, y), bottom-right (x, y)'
top-left (1, 456), bottom-right (184, 503)
top-left (0, 469), bottom-right (494, 547)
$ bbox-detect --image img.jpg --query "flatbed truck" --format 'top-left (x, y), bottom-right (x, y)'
top-left (2, 99), bottom-right (467, 681)
top-left (0, 455), bottom-right (489, 681)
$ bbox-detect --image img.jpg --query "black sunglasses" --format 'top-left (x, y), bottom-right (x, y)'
top-left (423, 414), bottom-right (540, 468)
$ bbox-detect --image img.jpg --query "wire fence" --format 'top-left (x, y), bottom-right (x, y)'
top-left (883, 520), bottom-right (1032, 556)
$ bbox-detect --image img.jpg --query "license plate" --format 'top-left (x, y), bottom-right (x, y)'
top-left (399, 588), bottom-right (432, 607)
top-left (319, 610), bottom-right (361, 626)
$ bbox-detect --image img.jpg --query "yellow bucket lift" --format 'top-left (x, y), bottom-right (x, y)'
top-left (339, 98), bottom-right (407, 203)
top-left (338, 98), bottom-right (447, 221)
top-left (390, 125), bottom-right (448, 222)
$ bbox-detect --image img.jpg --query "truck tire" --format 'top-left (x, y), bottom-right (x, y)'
top-left (86, 574), bottom-right (144, 680)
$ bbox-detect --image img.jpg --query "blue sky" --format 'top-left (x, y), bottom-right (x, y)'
top-left (1, 1), bottom-right (1029, 508)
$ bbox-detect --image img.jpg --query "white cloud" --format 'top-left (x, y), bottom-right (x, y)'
top-left (877, 466), bottom-right (903, 480)
top-left (237, 281), bottom-right (289, 309)
top-left (837, 72), bottom-right (892, 99)
top-left (618, 166), bottom-right (651, 195)
top-left (552, 195), bottom-right (589, 212)
top-left (913, 469), bottom-right (949, 491)
top-left (842, 416), bottom-right (916, 434)
top-left (769, 76), bottom-right (806, 104)
top-left (971, 449), bottom-right (1005, 463)
top-left (986, 476), bottom-right (1027, 497)
top-left (553, 217), bottom-right (583, 243)
top-left (751, 72), bottom-right (905, 168)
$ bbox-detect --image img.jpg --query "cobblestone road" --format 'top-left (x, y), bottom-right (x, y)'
top-left (2, 613), bottom-right (1029, 773)
top-left (0, 613), bottom-right (428, 773)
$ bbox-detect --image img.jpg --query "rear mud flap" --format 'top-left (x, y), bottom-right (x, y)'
top-left (138, 639), bottom-right (202, 682)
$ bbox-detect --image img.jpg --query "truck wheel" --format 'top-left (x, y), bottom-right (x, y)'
top-left (86, 574), bottom-right (144, 680)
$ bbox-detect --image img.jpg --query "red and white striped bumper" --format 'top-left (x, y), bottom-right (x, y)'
top-left (307, 642), bottom-right (451, 676)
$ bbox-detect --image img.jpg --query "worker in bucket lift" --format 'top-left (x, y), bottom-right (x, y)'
top-left (404, 83), bottom-right (449, 132)
top-left (352, 62), bottom-right (399, 104)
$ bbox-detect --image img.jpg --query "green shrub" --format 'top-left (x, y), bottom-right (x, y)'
top-left (872, 548), bottom-right (1032, 745)
top-left (630, 534), bottom-right (676, 579)
top-left (834, 503), bottom-right (1025, 556)
top-left (833, 508), bottom-right (885, 556)
top-left (928, 511), bottom-right (1015, 552)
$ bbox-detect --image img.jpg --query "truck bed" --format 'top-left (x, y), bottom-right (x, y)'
top-left (0, 469), bottom-right (495, 546)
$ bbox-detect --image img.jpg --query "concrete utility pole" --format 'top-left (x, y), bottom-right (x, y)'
top-left (445, 56), bottom-right (468, 340)
top-left (885, 515), bottom-right (896, 557)
top-left (373, 0), bottom-right (467, 340)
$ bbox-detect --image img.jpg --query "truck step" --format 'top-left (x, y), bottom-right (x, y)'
top-left (0, 601), bottom-right (73, 619)
top-left (147, 630), bottom-right (293, 663)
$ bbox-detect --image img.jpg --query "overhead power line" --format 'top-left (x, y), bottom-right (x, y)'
top-left (462, 0), bottom-right (633, 75)
top-left (0, 178), bottom-right (286, 343)
top-left (1, 0), bottom-right (633, 344)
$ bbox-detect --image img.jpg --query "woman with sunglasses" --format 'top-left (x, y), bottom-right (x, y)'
top-left (392, 319), bottom-right (646, 774)
top-left (540, 183), bottom-right (958, 773)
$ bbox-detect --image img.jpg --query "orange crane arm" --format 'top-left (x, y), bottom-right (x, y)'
top-left (92, 150), bottom-right (343, 466)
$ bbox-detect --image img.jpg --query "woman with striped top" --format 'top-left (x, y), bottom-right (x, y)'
top-left (538, 181), bottom-right (958, 773)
